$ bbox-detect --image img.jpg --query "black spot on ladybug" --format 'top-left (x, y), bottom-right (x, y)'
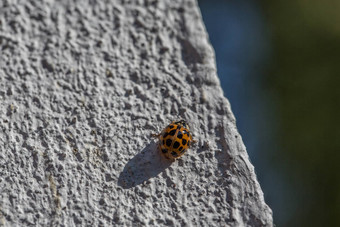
top-left (163, 139), bottom-right (165, 145)
top-left (173, 141), bottom-right (180, 149)
top-left (180, 149), bottom-right (186, 153)
top-left (169, 125), bottom-right (174, 129)
top-left (179, 146), bottom-right (183, 151)
top-left (171, 151), bottom-right (178, 157)
top-left (177, 131), bottom-right (183, 139)
top-left (169, 129), bottom-right (176, 136)
top-left (177, 126), bottom-right (182, 131)
top-left (187, 141), bottom-right (190, 147)
top-left (182, 139), bottom-right (187, 146)
top-left (162, 149), bottom-right (168, 153)
top-left (166, 139), bottom-right (172, 147)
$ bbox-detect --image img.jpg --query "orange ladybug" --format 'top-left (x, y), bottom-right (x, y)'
top-left (153, 120), bottom-right (194, 160)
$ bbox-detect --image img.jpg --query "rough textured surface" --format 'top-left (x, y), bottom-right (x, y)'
top-left (0, 0), bottom-right (273, 226)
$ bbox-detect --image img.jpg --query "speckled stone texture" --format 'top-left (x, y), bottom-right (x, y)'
top-left (0, 0), bottom-right (273, 226)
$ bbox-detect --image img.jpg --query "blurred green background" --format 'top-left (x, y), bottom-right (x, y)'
top-left (198, 0), bottom-right (340, 226)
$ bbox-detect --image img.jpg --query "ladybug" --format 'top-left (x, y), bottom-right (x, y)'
top-left (152, 120), bottom-right (194, 160)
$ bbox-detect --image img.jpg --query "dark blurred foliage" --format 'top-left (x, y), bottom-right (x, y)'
top-left (259, 0), bottom-right (340, 226)
top-left (198, 0), bottom-right (340, 226)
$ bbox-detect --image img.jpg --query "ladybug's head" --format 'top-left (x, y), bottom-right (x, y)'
top-left (173, 120), bottom-right (190, 129)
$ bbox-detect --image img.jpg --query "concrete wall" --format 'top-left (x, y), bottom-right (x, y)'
top-left (0, 0), bottom-right (273, 226)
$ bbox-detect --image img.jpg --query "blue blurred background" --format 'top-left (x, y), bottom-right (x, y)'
top-left (198, 0), bottom-right (340, 226)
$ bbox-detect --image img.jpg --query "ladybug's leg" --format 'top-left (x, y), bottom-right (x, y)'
top-left (189, 139), bottom-right (198, 147)
top-left (150, 133), bottom-right (161, 138)
top-left (188, 133), bottom-right (197, 144)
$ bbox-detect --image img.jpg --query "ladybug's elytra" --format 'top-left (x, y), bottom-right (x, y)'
top-left (152, 120), bottom-right (194, 160)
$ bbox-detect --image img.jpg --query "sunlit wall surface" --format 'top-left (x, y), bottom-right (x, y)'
top-left (198, 0), bottom-right (340, 226)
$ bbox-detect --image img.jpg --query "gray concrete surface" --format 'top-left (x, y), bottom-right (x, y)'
top-left (0, 0), bottom-right (273, 226)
